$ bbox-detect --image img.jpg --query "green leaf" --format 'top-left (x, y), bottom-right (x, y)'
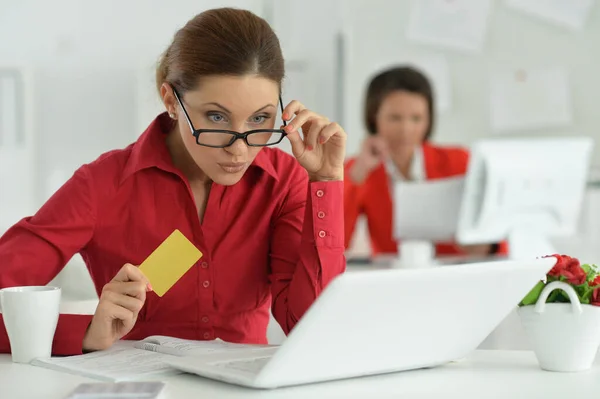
top-left (576, 283), bottom-right (592, 304)
top-left (548, 289), bottom-right (567, 303)
top-left (582, 263), bottom-right (600, 283)
top-left (520, 281), bottom-right (545, 306)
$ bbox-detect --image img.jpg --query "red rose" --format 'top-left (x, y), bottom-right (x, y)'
top-left (545, 254), bottom-right (568, 277)
top-left (544, 254), bottom-right (585, 285)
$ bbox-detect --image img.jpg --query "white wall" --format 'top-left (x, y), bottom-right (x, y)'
top-left (3, 0), bottom-right (600, 203)
top-left (341, 0), bottom-right (600, 161)
top-left (0, 0), bottom-right (264, 207)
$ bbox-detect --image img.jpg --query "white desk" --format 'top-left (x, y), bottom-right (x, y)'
top-left (1, 350), bottom-right (598, 398)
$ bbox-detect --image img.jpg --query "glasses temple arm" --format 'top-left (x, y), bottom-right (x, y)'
top-left (279, 95), bottom-right (287, 128)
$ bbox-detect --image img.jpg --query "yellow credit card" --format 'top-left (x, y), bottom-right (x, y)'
top-left (139, 229), bottom-right (203, 297)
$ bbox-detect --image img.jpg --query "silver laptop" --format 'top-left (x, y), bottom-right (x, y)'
top-left (165, 257), bottom-right (555, 389)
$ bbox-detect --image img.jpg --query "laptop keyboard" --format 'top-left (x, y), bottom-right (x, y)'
top-left (211, 356), bottom-right (272, 374)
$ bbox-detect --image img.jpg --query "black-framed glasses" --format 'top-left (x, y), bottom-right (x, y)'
top-left (172, 86), bottom-right (287, 148)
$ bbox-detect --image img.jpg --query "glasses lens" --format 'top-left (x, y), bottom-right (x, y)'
top-left (247, 131), bottom-right (284, 146)
top-left (197, 132), bottom-right (236, 147)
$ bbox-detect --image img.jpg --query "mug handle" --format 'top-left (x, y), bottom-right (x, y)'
top-left (534, 281), bottom-right (582, 315)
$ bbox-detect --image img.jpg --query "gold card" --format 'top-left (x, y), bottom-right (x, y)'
top-left (139, 229), bottom-right (203, 297)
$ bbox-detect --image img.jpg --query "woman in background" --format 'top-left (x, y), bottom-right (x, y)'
top-left (345, 66), bottom-right (507, 258)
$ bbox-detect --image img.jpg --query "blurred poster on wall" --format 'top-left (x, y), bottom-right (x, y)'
top-left (489, 66), bottom-right (572, 132)
top-left (505, 0), bottom-right (595, 31)
top-left (407, 0), bottom-right (493, 53)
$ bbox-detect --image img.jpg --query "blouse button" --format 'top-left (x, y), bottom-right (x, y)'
top-left (318, 230), bottom-right (326, 238)
top-left (203, 280), bottom-right (210, 288)
top-left (317, 211), bottom-right (325, 219)
top-left (316, 189), bottom-right (324, 198)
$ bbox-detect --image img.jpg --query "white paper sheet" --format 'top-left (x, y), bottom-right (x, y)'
top-left (369, 54), bottom-right (452, 112)
top-left (407, 0), bottom-right (493, 53)
top-left (489, 66), bottom-right (572, 132)
top-left (505, 0), bottom-right (594, 31)
top-left (31, 346), bottom-right (176, 382)
top-left (32, 337), bottom-right (275, 382)
top-left (393, 177), bottom-right (465, 242)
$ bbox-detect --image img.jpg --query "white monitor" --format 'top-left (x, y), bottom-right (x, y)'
top-left (456, 137), bottom-right (594, 259)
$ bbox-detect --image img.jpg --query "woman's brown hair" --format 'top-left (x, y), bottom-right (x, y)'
top-left (156, 8), bottom-right (284, 94)
top-left (364, 66), bottom-right (435, 141)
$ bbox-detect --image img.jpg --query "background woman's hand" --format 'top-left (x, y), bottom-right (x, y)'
top-left (458, 244), bottom-right (494, 257)
top-left (349, 136), bottom-right (389, 184)
top-left (82, 264), bottom-right (151, 351)
top-left (283, 100), bottom-right (346, 181)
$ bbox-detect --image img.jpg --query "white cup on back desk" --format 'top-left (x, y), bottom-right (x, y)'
top-left (395, 240), bottom-right (436, 268)
top-left (0, 286), bottom-right (61, 363)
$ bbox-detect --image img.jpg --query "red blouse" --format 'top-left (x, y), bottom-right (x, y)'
top-left (0, 113), bottom-right (346, 355)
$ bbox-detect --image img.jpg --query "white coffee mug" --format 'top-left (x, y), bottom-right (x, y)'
top-left (395, 239), bottom-right (436, 268)
top-left (0, 286), bottom-right (61, 363)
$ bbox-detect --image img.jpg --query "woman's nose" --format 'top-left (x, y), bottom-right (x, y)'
top-left (225, 136), bottom-right (249, 156)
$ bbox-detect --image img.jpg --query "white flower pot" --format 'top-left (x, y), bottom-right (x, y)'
top-left (518, 281), bottom-right (600, 372)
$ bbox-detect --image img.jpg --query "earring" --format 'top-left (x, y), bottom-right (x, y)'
top-left (169, 112), bottom-right (177, 120)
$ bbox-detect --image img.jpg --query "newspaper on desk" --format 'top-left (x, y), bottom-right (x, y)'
top-left (31, 336), bottom-right (274, 382)
top-left (392, 176), bottom-right (465, 242)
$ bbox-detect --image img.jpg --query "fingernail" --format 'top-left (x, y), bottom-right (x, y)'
top-left (319, 136), bottom-right (325, 144)
top-left (285, 125), bottom-right (294, 132)
top-left (282, 113), bottom-right (288, 120)
top-left (146, 283), bottom-right (153, 292)
top-left (307, 145), bottom-right (314, 151)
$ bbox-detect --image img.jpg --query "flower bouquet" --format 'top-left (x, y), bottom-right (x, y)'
top-left (518, 254), bottom-right (600, 372)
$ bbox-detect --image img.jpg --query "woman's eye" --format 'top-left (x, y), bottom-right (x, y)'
top-left (208, 113), bottom-right (226, 123)
top-left (251, 115), bottom-right (267, 124)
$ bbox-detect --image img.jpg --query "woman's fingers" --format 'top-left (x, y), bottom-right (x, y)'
top-left (281, 100), bottom-right (306, 122)
top-left (284, 123), bottom-right (306, 156)
top-left (318, 122), bottom-right (345, 145)
top-left (305, 117), bottom-right (330, 150)
top-left (113, 263), bottom-right (150, 286)
top-left (104, 279), bottom-right (147, 300)
top-left (366, 136), bottom-right (389, 159)
top-left (102, 285), bottom-right (146, 312)
top-left (97, 300), bottom-right (136, 323)
top-left (285, 109), bottom-right (317, 135)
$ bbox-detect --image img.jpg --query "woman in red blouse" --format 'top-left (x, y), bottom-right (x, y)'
top-left (345, 66), bottom-right (507, 258)
top-left (0, 8), bottom-right (347, 355)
